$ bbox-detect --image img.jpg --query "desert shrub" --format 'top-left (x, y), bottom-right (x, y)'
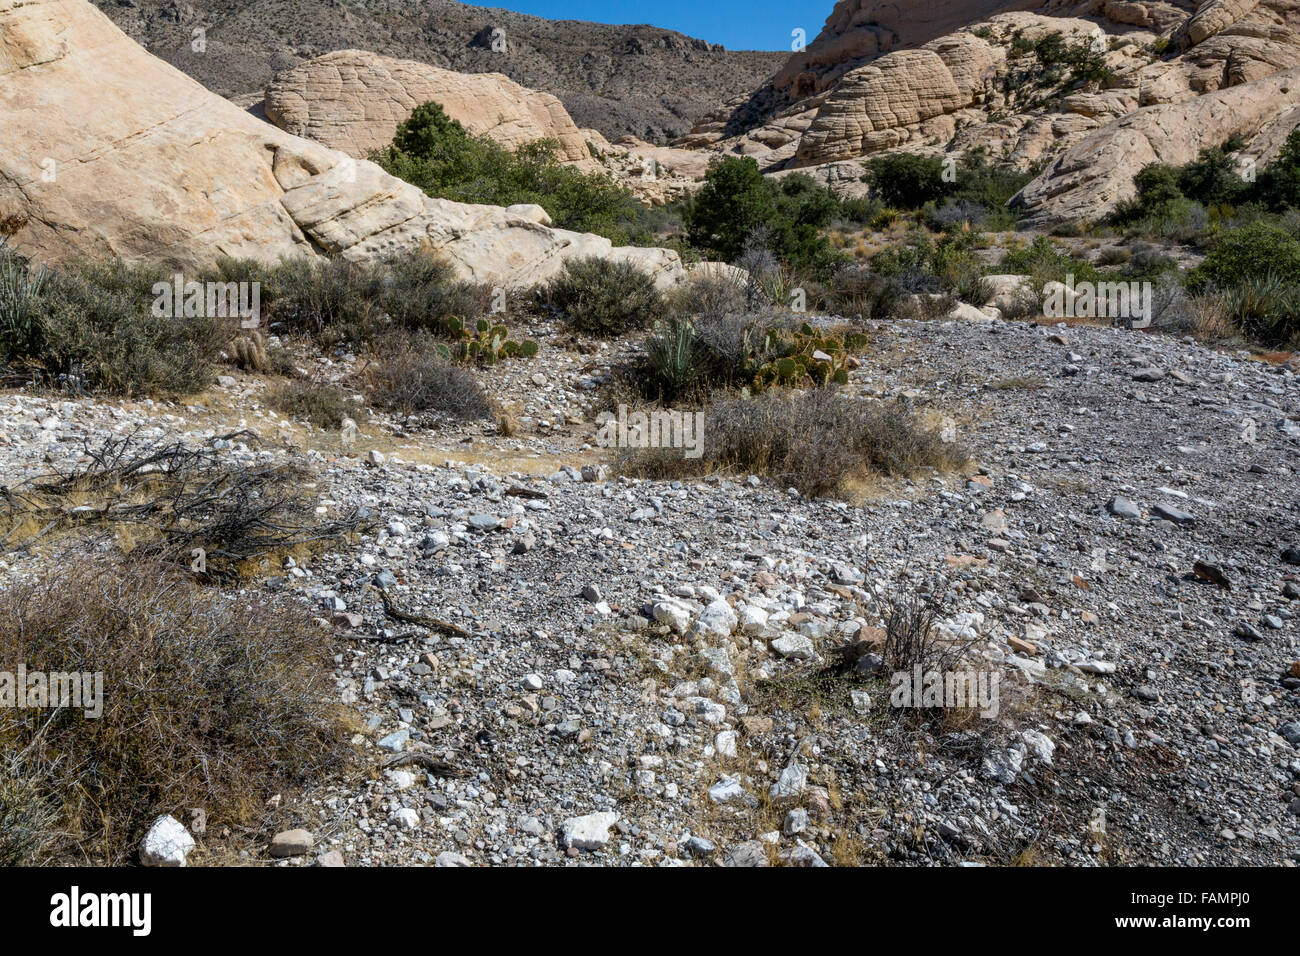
top-left (665, 271), bottom-right (749, 322)
top-left (364, 334), bottom-right (494, 419)
top-left (620, 389), bottom-right (965, 497)
top-left (1186, 221), bottom-right (1300, 290)
top-left (0, 754), bottom-right (58, 865)
top-left (835, 195), bottom-right (886, 227)
top-left (0, 558), bottom-right (348, 864)
top-left (379, 247), bottom-right (488, 333)
top-left (685, 157), bottom-right (846, 275)
top-left (1213, 274), bottom-right (1300, 346)
top-left (374, 103), bottom-right (647, 242)
top-left (268, 380), bottom-right (355, 429)
top-left (0, 434), bottom-right (369, 581)
top-left (929, 199), bottom-right (990, 232)
top-left (266, 256), bottom-right (386, 343)
top-left (867, 230), bottom-right (990, 303)
top-left (1001, 236), bottom-right (1099, 292)
top-left (898, 291), bottom-right (959, 321)
top-left (1095, 246), bottom-right (1130, 267)
top-left (1118, 243), bottom-right (1180, 282)
top-left (23, 259), bottom-right (221, 396)
top-left (870, 231), bottom-right (935, 279)
top-left (824, 263), bottom-right (905, 319)
top-left (549, 255), bottom-right (664, 336)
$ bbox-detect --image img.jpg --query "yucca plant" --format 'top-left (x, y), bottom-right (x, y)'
top-left (1217, 273), bottom-right (1300, 346)
top-left (0, 245), bottom-right (50, 362)
top-left (644, 317), bottom-right (705, 401)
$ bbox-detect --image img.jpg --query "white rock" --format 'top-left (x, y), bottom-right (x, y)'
top-left (739, 604), bottom-right (769, 636)
top-left (696, 598), bottom-right (738, 638)
top-left (770, 762), bottom-right (808, 803)
top-left (560, 811), bottom-right (619, 849)
top-left (652, 599), bottom-right (692, 634)
top-left (389, 807), bottom-right (420, 829)
top-left (770, 633), bottom-right (815, 660)
top-left (1020, 730), bottom-right (1056, 764)
top-left (707, 777), bottom-right (747, 804)
top-left (385, 769), bottom-right (417, 790)
top-left (139, 814), bottom-right (195, 867)
top-left (715, 730), bottom-right (739, 758)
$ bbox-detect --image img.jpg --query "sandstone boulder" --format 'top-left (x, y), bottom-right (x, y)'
top-left (1014, 67), bottom-right (1300, 226)
top-left (263, 50), bottom-right (595, 167)
top-left (0, 0), bottom-right (684, 289)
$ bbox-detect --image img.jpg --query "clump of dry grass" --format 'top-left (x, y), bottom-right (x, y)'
top-left (0, 557), bottom-right (350, 864)
top-left (363, 334), bottom-right (495, 420)
top-left (619, 389), bottom-right (967, 498)
top-left (268, 379), bottom-right (356, 430)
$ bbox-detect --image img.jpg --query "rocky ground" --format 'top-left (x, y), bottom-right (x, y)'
top-left (2, 313), bottom-right (1298, 866)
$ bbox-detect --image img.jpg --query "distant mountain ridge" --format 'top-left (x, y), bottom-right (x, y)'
top-left (92, 0), bottom-right (786, 143)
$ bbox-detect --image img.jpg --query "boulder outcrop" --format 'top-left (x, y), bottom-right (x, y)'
top-left (0, 0), bottom-right (683, 288)
top-left (678, 0), bottom-right (1300, 227)
top-left (1014, 67), bottom-right (1300, 225)
top-left (263, 51), bottom-right (595, 167)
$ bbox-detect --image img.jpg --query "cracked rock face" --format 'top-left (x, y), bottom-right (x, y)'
top-left (0, 0), bottom-right (683, 287)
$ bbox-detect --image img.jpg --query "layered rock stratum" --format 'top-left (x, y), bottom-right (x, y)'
top-left (0, 0), bottom-right (684, 286)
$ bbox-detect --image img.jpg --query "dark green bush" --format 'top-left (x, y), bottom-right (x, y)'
top-left (374, 102), bottom-right (648, 243)
top-left (1186, 221), bottom-right (1300, 290)
top-left (863, 150), bottom-right (1033, 221)
top-left (685, 158), bottom-right (847, 275)
top-left (862, 154), bottom-right (950, 210)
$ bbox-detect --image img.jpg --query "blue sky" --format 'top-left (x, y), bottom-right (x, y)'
top-left (473, 1), bottom-right (832, 51)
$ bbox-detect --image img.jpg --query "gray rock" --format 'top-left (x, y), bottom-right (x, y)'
top-left (269, 828), bottom-right (314, 858)
top-left (1151, 502), bottom-right (1194, 525)
top-left (1106, 496), bottom-right (1141, 519)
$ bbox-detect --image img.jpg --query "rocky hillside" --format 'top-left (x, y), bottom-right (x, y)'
top-left (683, 0), bottom-right (1300, 225)
top-left (91, 0), bottom-right (786, 143)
